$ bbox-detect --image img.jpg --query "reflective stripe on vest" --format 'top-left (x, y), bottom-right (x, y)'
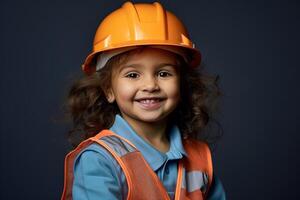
top-left (61, 130), bottom-right (213, 200)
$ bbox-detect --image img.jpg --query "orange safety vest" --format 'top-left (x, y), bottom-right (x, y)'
top-left (61, 130), bottom-right (213, 200)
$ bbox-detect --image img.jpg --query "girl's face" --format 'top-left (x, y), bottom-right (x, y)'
top-left (107, 47), bottom-right (181, 125)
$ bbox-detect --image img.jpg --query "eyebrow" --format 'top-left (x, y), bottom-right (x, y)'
top-left (118, 63), bottom-right (179, 73)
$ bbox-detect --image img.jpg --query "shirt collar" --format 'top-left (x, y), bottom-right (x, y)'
top-left (109, 114), bottom-right (187, 171)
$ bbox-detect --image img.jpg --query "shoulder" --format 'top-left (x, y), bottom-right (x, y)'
top-left (183, 138), bottom-right (213, 187)
top-left (73, 142), bottom-right (121, 176)
top-left (72, 142), bottom-right (124, 190)
top-left (72, 142), bottom-right (126, 199)
top-left (183, 138), bottom-right (211, 157)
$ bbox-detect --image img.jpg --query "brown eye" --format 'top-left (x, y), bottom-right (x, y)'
top-left (158, 71), bottom-right (172, 77)
top-left (125, 72), bottom-right (139, 79)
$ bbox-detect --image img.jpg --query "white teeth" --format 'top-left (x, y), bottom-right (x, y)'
top-left (140, 99), bottom-right (159, 104)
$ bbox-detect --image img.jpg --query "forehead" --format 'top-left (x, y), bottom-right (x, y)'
top-left (113, 47), bottom-right (181, 70)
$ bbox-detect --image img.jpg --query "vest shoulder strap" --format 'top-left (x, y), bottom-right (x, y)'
top-left (61, 129), bottom-right (170, 200)
top-left (182, 138), bottom-right (213, 196)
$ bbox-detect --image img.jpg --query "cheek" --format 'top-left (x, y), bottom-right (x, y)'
top-left (114, 81), bottom-right (136, 101)
top-left (171, 88), bottom-right (181, 105)
top-left (164, 79), bottom-right (181, 100)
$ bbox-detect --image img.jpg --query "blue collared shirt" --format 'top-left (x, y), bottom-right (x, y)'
top-left (72, 114), bottom-right (226, 199)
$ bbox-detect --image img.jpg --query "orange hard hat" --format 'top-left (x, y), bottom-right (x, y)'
top-left (82, 1), bottom-right (201, 74)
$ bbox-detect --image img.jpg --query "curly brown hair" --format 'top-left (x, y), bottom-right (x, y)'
top-left (64, 47), bottom-right (223, 148)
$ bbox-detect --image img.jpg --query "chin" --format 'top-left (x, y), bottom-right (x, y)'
top-left (134, 113), bottom-right (170, 124)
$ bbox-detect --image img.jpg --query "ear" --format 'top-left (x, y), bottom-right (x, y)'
top-left (106, 88), bottom-right (115, 103)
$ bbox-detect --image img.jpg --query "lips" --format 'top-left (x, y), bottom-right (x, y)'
top-left (135, 97), bottom-right (165, 110)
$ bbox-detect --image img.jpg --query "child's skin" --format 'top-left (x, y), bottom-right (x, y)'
top-left (106, 47), bottom-right (181, 153)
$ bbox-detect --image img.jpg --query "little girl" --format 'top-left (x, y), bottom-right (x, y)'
top-left (61, 1), bottom-right (226, 200)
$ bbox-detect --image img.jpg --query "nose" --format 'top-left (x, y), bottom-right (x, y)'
top-left (141, 75), bottom-right (159, 92)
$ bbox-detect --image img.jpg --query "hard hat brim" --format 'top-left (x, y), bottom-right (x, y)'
top-left (82, 43), bottom-right (201, 75)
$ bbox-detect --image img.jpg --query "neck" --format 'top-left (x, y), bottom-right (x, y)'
top-left (122, 115), bottom-right (170, 153)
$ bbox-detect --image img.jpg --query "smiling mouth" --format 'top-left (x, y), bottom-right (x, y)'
top-left (135, 98), bottom-right (165, 109)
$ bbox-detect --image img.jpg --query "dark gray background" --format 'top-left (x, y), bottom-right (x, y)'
top-left (1, 0), bottom-right (299, 199)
